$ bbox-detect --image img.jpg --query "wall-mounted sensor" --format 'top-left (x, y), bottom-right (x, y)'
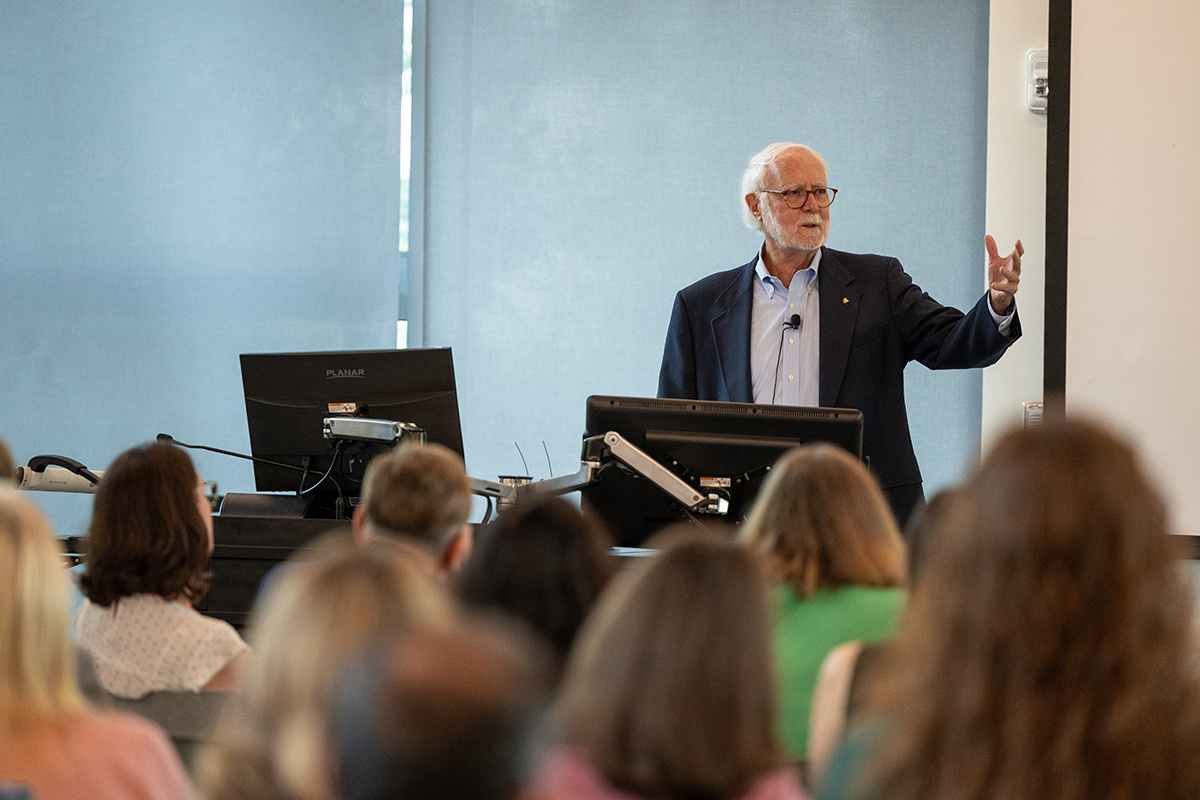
top-left (1026, 49), bottom-right (1048, 114)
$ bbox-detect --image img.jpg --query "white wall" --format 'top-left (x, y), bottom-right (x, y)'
top-left (1066, 0), bottom-right (1200, 537)
top-left (982, 0), bottom-right (1048, 454)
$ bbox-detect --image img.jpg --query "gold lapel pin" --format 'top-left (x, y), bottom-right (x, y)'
top-left (842, 297), bottom-right (849, 304)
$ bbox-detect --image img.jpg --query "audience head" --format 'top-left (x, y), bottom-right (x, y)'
top-left (335, 614), bottom-right (552, 800)
top-left (197, 532), bottom-right (456, 800)
top-left (354, 442), bottom-right (473, 573)
top-left (868, 419), bottom-right (1200, 800)
top-left (80, 441), bottom-right (213, 607)
top-left (557, 526), bottom-right (783, 800)
top-left (0, 436), bottom-right (14, 486)
top-left (0, 489), bottom-right (86, 732)
top-left (455, 496), bottom-right (614, 668)
top-left (740, 443), bottom-right (906, 598)
top-left (899, 485), bottom-right (965, 586)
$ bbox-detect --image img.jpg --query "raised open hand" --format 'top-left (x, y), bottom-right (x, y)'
top-left (985, 234), bottom-right (1023, 316)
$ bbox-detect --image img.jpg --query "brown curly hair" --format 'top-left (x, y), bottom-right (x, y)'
top-left (860, 420), bottom-right (1200, 800)
top-left (80, 442), bottom-right (211, 606)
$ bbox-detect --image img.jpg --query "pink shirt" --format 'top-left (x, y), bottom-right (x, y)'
top-left (0, 710), bottom-right (193, 800)
top-left (530, 747), bottom-right (809, 800)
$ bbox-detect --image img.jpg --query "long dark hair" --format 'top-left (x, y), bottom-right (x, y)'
top-left (455, 497), bottom-right (614, 666)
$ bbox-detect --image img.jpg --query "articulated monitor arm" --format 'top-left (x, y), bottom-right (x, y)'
top-left (469, 431), bottom-right (728, 518)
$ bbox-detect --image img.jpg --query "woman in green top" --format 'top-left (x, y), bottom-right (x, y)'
top-left (740, 444), bottom-right (907, 761)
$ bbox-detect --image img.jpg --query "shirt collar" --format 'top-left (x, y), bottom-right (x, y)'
top-left (755, 246), bottom-right (823, 295)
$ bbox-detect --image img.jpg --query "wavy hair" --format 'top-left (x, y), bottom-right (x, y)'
top-left (863, 420), bottom-right (1200, 800)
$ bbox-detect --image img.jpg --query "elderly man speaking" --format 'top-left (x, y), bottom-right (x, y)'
top-left (657, 142), bottom-right (1023, 527)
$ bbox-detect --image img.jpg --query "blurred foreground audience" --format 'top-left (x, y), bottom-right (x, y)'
top-left (335, 614), bottom-right (553, 800)
top-left (739, 444), bottom-right (907, 760)
top-left (806, 487), bottom-right (965, 785)
top-left (0, 436), bottom-right (13, 486)
top-left (536, 527), bottom-right (809, 800)
top-left (455, 496), bottom-right (615, 675)
top-left (0, 488), bottom-right (192, 799)
top-left (353, 442), bottom-right (474, 576)
top-left (75, 442), bottom-right (250, 697)
top-left (819, 419), bottom-right (1200, 800)
top-left (197, 532), bottom-right (455, 800)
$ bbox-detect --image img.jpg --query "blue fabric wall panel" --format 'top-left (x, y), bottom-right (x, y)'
top-left (1, 1), bottom-right (402, 535)
top-left (423, 0), bottom-right (990, 492)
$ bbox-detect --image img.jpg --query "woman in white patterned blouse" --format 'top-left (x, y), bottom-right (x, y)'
top-left (75, 441), bottom-right (251, 699)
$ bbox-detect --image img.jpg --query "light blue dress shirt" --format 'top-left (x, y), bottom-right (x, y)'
top-left (750, 249), bottom-right (822, 406)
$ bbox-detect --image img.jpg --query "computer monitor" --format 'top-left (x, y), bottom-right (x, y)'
top-left (239, 348), bottom-right (463, 517)
top-left (580, 395), bottom-right (863, 547)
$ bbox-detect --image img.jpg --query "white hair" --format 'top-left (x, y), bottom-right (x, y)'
top-left (739, 143), bottom-right (827, 231)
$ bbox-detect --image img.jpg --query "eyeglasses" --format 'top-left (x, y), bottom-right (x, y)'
top-left (758, 186), bottom-right (838, 209)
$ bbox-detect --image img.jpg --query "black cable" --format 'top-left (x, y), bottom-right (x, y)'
top-left (299, 441), bottom-right (346, 503)
top-left (771, 314), bottom-right (802, 403)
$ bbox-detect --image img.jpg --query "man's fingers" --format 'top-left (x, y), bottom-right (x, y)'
top-left (985, 234), bottom-right (1000, 261)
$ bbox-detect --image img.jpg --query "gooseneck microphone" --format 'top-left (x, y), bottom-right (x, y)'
top-left (159, 433), bottom-right (346, 513)
top-left (157, 433), bottom-right (307, 474)
top-left (772, 313), bottom-right (803, 403)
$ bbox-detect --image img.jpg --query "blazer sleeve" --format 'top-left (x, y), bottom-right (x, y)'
top-left (657, 291), bottom-right (697, 398)
top-left (887, 260), bottom-right (1021, 370)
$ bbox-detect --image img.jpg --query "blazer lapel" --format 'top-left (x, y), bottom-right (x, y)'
top-left (818, 249), bottom-right (859, 406)
top-left (711, 258), bottom-right (757, 403)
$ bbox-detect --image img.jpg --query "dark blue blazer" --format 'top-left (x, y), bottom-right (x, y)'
top-left (656, 248), bottom-right (1021, 490)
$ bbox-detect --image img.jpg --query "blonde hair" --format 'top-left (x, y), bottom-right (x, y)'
top-left (739, 444), bottom-right (906, 598)
top-left (0, 489), bottom-right (86, 732)
top-left (197, 532), bottom-right (456, 800)
top-left (0, 437), bottom-right (14, 486)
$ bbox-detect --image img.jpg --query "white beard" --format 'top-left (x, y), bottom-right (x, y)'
top-left (761, 210), bottom-right (829, 252)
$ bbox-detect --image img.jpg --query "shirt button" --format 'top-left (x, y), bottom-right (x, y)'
top-left (789, 303), bottom-right (794, 308)
top-left (789, 338), bottom-right (794, 344)
top-left (788, 375), bottom-right (794, 381)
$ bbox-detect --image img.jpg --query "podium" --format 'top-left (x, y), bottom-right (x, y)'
top-left (199, 515), bottom-right (350, 628)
